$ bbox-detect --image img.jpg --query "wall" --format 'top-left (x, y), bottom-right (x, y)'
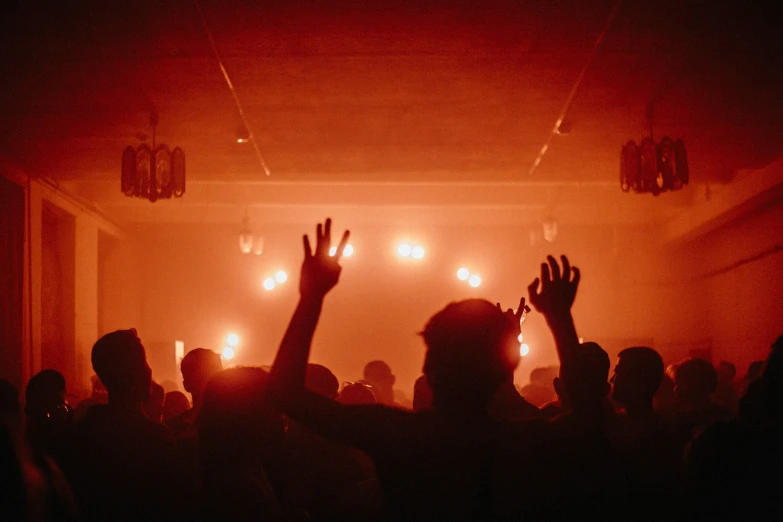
top-left (680, 200), bottom-right (783, 374)
top-left (0, 167), bottom-right (133, 395)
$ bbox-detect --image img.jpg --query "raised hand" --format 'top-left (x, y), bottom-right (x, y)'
top-left (496, 297), bottom-right (531, 331)
top-left (527, 255), bottom-right (580, 317)
top-left (299, 218), bottom-right (350, 299)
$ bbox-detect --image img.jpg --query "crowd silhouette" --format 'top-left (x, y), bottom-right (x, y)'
top-left (1, 218), bottom-right (781, 521)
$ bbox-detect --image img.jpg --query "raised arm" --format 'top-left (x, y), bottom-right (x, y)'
top-left (527, 255), bottom-right (581, 387)
top-left (269, 218), bottom-right (349, 394)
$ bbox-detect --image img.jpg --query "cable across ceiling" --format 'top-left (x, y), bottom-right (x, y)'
top-left (527, 0), bottom-right (624, 177)
top-left (194, 0), bottom-right (272, 177)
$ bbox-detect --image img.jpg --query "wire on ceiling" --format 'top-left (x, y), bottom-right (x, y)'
top-left (194, 0), bottom-right (272, 177)
top-left (527, 0), bottom-right (624, 176)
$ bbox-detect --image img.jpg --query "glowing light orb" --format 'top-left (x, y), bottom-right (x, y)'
top-left (411, 246), bottom-right (425, 259)
top-left (468, 274), bottom-right (482, 287)
top-left (520, 343), bottom-right (530, 357)
top-left (263, 277), bottom-right (276, 290)
top-left (222, 346), bottom-right (235, 360)
top-left (274, 270), bottom-right (288, 284)
top-left (517, 333), bottom-right (523, 343)
top-left (226, 333), bottom-right (239, 347)
top-left (397, 243), bottom-right (412, 257)
top-left (457, 268), bottom-right (470, 280)
top-left (329, 244), bottom-right (354, 257)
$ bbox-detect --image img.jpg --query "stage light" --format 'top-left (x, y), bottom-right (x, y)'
top-left (411, 246), bottom-right (425, 259)
top-left (457, 267), bottom-right (470, 280)
top-left (329, 244), bottom-right (354, 257)
top-left (222, 346), bottom-right (235, 360)
top-left (518, 333), bottom-right (523, 343)
top-left (263, 277), bottom-right (276, 290)
top-left (520, 343), bottom-right (530, 357)
top-left (226, 333), bottom-right (239, 347)
top-left (468, 274), bottom-right (481, 287)
top-left (397, 243), bottom-right (412, 257)
top-left (274, 270), bottom-right (288, 284)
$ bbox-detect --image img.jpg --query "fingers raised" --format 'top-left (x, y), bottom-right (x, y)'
top-left (571, 266), bottom-right (581, 287)
top-left (547, 255), bottom-right (561, 282)
top-left (333, 230), bottom-right (351, 261)
top-left (560, 255), bottom-right (571, 281)
top-left (303, 235), bottom-right (312, 258)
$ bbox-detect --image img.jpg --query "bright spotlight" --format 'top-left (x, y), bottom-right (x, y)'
top-left (263, 277), bottom-right (276, 290)
top-left (520, 343), bottom-right (530, 357)
top-left (329, 244), bottom-right (353, 257)
top-left (517, 333), bottom-right (523, 343)
top-left (411, 246), bottom-right (425, 259)
top-left (226, 333), bottom-right (239, 347)
top-left (468, 274), bottom-right (482, 287)
top-left (274, 270), bottom-right (288, 284)
top-left (457, 267), bottom-right (470, 280)
top-left (222, 346), bottom-right (235, 360)
top-left (397, 243), bottom-right (412, 257)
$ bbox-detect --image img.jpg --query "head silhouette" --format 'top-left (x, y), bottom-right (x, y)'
top-left (716, 361), bottom-right (737, 385)
top-left (337, 382), bottom-right (376, 405)
top-left (24, 369), bottom-right (70, 423)
top-left (180, 348), bottom-right (223, 407)
top-left (91, 329), bottom-right (151, 407)
top-left (363, 360), bottom-right (396, 405)
top-left (199, 367), bottom-right (285, 472)
top-left (162, 391), bottom-right (190, 422)
top-left (675, 358), bottom-right (718, 409)
top-left (612, 347), bottom-right (664, 408)
top-left (421, 299), bottom-right (519, 413)
top-left (306, 363), bottom-right (339, 399)
top-left (143, 381), bottom-right (165, 423)
top-left (555, 342), bottom-right (610, 412)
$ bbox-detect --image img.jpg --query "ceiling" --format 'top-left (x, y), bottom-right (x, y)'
top-left (1, 0), bottom-right (781, 225)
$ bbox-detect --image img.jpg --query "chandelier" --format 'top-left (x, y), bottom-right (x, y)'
top-left (620, 104), bottom-right (689, 196)
top-left (121, 112), bottom-right (185, 202)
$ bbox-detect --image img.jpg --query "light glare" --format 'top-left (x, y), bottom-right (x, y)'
top-left (517, 333), bottom-right (523, 343)
top-left (411, 246), bottom-right (425, 259)
top-left (222, 346), bottom-right (235, 360)
top-left (397, 243), bottom-right (412, 257)
top-left (329, 244), bottom-right (353, 257)
top-left (468, 274), bottom-right (482, 287)
top-left (520, 343), bottom-right (530, 357)
top-left (457, 267), bottom-right (470, 280)
top-left (274, 270), bottom-right (288, 284)
top-left (263, 277), bottom-right (276, 290)
top-left (226, 333), bottom-right (239, 347)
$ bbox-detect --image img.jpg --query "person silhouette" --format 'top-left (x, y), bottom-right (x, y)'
top-left (166, 348), bottom-right (222, 438)
top-left (162, 391), bottom-right (190, 422)
top-left (198, 367), bottom-right (288, 521)
top-left (686, 335), bottom-right (783, 520)
top-left (268, 220), bottom-right (591, 520)
top-left (362, 361), bottom-right (396, 406)
top-left (612, 347), bottom-right (664, 421)
top-left (24, 369), bottom-right (72, 464)
top-left (338, 382), bottom-right (377, 405)
top-left (143, 380), bottom-right (165, 423)
top-left (68, 329), bottom-right (192, 521)
top-left (714, 361), bottom-right (739, 413)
